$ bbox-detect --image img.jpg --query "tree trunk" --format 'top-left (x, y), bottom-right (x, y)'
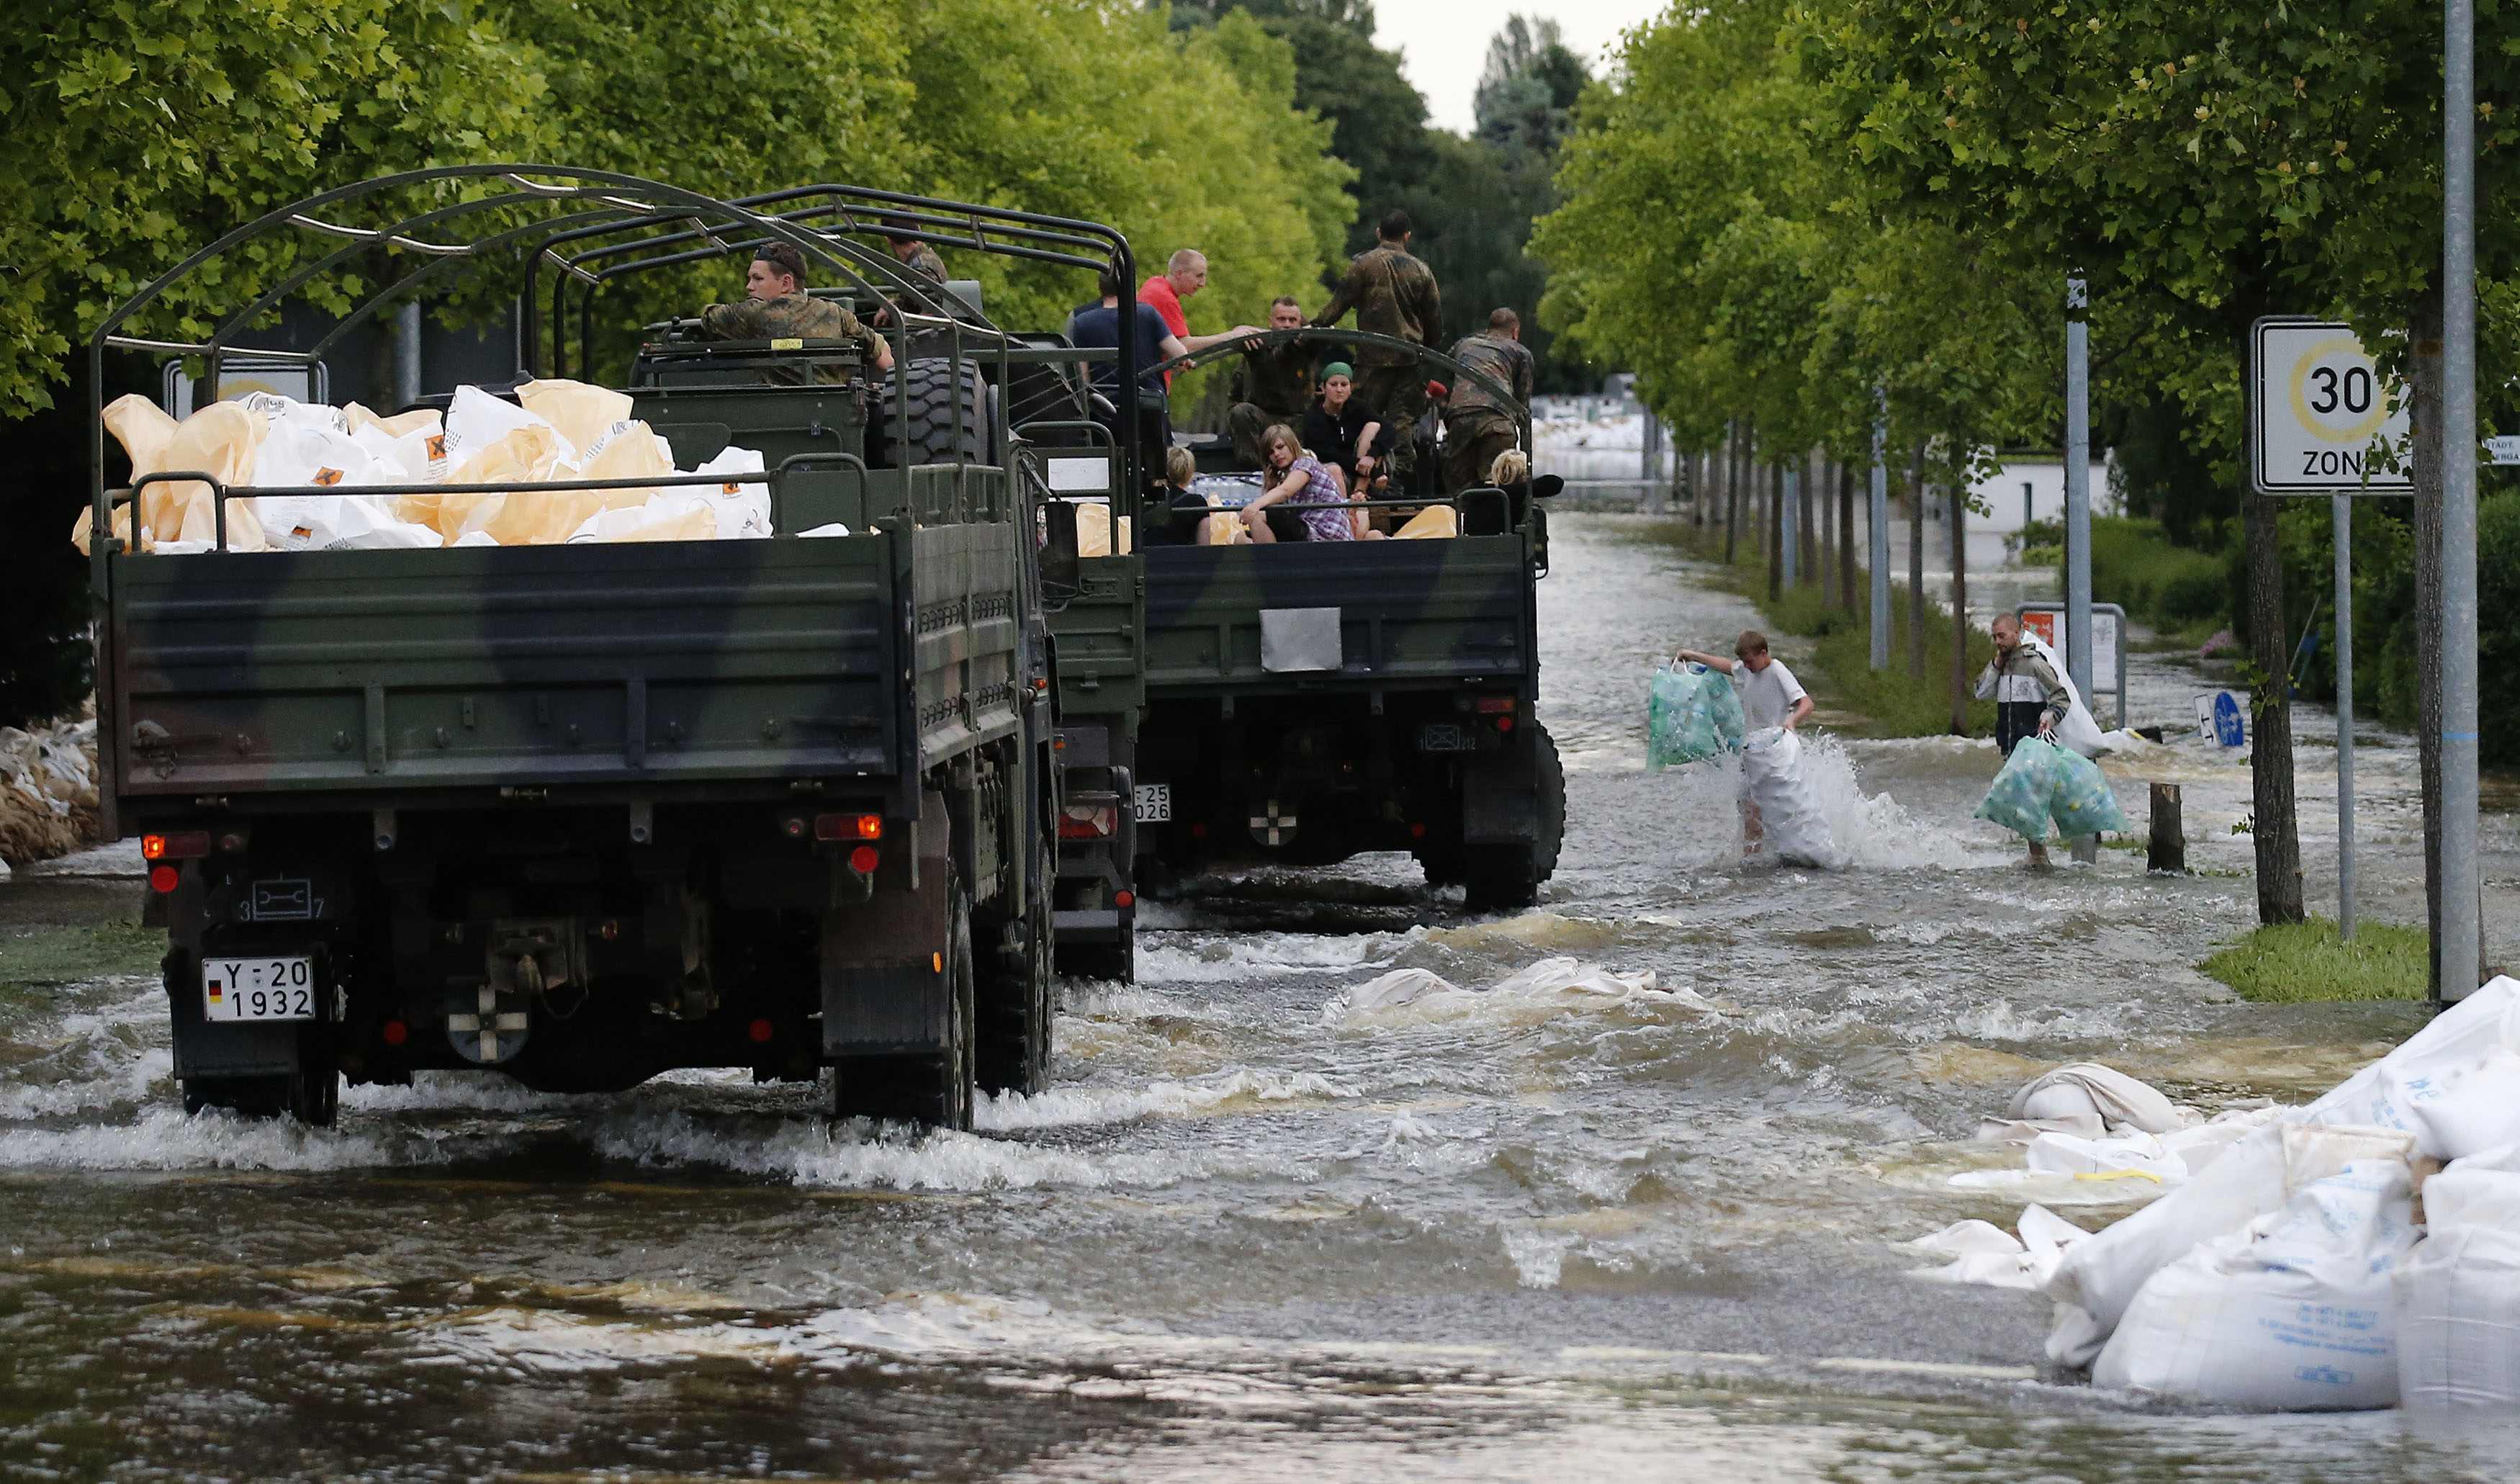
top-left (1767, 460), bottom-right (1783, 601)
top-left (1723, 423), bottom-right (1742, 564)
top-left (2238, 336), bottom-right (2307, 925)
top-left (1838, 459), bottom-right (1856, 613)
top-left (1817, 453), bottom-right (1835, 601)
top-left (1798, 448), bottom-right (1819, 588)
top-left (1949, 479), bottom-right (1970, 734)
top-left (2411, 292), bottom-right (2447, 993)
top-left (1908, 445), bottom-right (1927, 678)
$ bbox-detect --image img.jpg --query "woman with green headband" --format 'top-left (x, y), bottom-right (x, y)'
top-left (1302, 361), bottom-right (1386, 503)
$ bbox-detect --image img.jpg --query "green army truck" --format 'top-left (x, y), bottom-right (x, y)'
top-left (85, 167), bottom-right (1133, 1128)
top-left (552, 184), bottom-right (1149, 984)
top-left (1128, 330), bottom-right (1565, 911)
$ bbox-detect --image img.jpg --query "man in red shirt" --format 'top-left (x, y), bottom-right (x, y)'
top-left (1137, 248), bottom-right (1207, 387)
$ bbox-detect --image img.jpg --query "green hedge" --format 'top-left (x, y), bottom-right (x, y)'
top-left (2083, 516), bottom-right (2234, 633)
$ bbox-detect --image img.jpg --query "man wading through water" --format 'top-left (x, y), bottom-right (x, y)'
top-left (1976, 612), bottom-right (2071, 869)
top-left (1677, 630), bottom-right (1812, 857)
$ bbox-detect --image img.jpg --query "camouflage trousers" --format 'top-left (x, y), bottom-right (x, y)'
top-left (1228, 402), bottom-right (1308, 467)
top-left (1443, 411), bottom-right (1518, 496)
top-left (1354, 361), bottom-right (1428, 474)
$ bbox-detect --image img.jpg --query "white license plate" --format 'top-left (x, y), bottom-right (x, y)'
top-left (1134, 783), bottom-right (1171, 823)
top-left (202, 957), bottom-right (316, 1022)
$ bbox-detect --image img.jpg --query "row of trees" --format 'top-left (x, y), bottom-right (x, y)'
top-left (1535, 0), bottom-right (2516, 942)
top-left (0, 0), bottom-right (1360, 421)
top-left (0, 0), bottom-right (1363, 727)
top-left (1167, 1), bottom-right (1599, 392)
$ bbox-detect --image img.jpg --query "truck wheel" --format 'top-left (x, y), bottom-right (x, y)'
top-left (288, 1026), bottom-right (340, 1128)
top-left (182, 1076), bottom-right (287, 1119)
top-left (977, 842), bottom-right (1054, 1097)
top-left (834, 873), bottom-right (976, 1130)
top-left (867, 358), bottom-right (988, 469)
top-left (1462, 723), bottom-right (1565, 912)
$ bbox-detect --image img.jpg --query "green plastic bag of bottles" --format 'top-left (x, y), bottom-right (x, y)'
top-left (1976, 737), bottom-right (2130, 841)
top-left (1647, 662), bottom-right (1745, 769)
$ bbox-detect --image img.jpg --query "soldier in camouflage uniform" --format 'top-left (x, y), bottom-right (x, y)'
top-left (1227, 297), bottom-right (1315, 466)
top-left (1311, 211), bottom-right (1441, 480)
top-left (886, 223), bottom-right (949, 284)
top-left (1440, 308), bottom-right (1535, 496)
top-left (701, 242), bottom-right (892, 385)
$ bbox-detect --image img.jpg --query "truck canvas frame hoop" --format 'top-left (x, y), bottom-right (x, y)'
top-left (83, 163), bottom-right (1131, 1129)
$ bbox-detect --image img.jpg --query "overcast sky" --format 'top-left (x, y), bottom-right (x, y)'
top-left (1374, 1), bottom-right (1670, 135)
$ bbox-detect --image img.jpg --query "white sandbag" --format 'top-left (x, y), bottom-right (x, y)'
top-left (444, 385), bottom-right (571, 468)
top-left (2160, 1105), bottom-right (2287, 1178)
top-left (516, 378), bottom-right (632, 458)
top-left (1979, 1063), bottom-right (2191, 1143)
top-left (253, 415), bottom-right (396, 490)
top-left (2398, 1154), bottom-right (2520, 1410)
top-left (2044, 1121), bottom-right (2417, 1367)
top-left (1487, 957), bottom-right (1663, 1002)
top-left (1738, 727), bottom-right (1842, 868)
top-left (2305, 976), bottom-right (2520, 1134)
top-left (1345, 967), bottom-right (1459, 1012)
top-left (1907, 1205), bottom-right (2088, 1290)
top-left (567, 493), bottom-right (717, 544)
top-left (2094, 1159), bottom-right (2416, 1411)
top-left (2321, 1046), bottom-right (2520, 1163)
top-left (798, 523), bottom-right (853, 538)
top-left (2017, 634), bottom-right (2110, 757)
top-left (255, 494), bottom-right (441, 552)
top-left (693, 445), bottom-right (774, 539)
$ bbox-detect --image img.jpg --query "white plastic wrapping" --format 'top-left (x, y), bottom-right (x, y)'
top-left (2398, 1146), bottom-right (2520, 1410)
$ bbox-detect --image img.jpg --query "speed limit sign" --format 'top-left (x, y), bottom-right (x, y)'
top-left (2251, 318), bottom-right (2413, 493)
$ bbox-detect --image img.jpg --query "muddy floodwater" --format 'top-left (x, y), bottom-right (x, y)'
top-left (7, 515), bottom-right (2520, 1482)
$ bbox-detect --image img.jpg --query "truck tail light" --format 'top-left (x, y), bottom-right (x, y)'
top-left (1058, 804), bottom-right (1117, 839)
top-left (1473, 696), bottom-right (1516, 714)
top-left (815, 812), bottom-right (882, 842)
top-left (142, 831), bottom-right (211, 861)
top-left (848, 845), bottom-right (880, 874)
top-left (149, 865), bottom-right (180, 894)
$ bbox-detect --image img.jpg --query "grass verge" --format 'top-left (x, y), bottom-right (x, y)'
top-left (0, 921), bottom-right (163, 1006)
top-left (2198, 918), bottom-right (2429, 1004)
top-left (1661, 521), bottom-right (1997, 737)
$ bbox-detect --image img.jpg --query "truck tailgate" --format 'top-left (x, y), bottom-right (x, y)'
top-left (1141, 536), bottom-right (1530, 693)
top-left (107, 537), bottom-right (899, 799)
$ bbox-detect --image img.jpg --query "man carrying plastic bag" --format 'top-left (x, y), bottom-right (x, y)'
top-left (1974, 737), bottom-right (2130, 859)
top-left (1647, 660), bottom-right (1745, 769)
top-left (1676, 631), bottom-right (1837, 865)
top-left (1975, 613), bottom-right (2112, 866)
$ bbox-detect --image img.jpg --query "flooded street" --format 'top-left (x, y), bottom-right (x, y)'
top-left (7, 514), bottom-right (2520, 1482)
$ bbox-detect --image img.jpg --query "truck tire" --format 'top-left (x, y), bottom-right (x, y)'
top-left (867, 358), bottom-right (988, 470)
top-left (976, 840), bottom-right (1054, 1097)
top-left (833, 870), bottom-right (976, 1130)
top-left (1062, 933), bottom-right (1134, 985)
top-left (1462, 722), bottom-right (1565, 913)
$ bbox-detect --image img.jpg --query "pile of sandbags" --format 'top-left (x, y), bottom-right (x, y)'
top-left (73, 381), bottom-right (777, 554)
top-left (1922, 979), bottom-right (2520, 1411)
top-left (0, 709), bottom-right (100, 866)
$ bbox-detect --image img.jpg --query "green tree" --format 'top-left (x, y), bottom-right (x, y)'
top-left (1798, 0), bottom-right (2520, 927)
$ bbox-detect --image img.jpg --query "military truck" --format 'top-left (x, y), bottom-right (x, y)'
top-left (1129, 330), bottom-right (1565, 910)
top-left (84, 166), bottom-right (1134, 1127)
top-left (546, 184), bottom-right (1148, 983)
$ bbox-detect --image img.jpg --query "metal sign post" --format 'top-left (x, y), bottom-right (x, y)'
top-left (2334, 492), bottom-right (2357, 940)
top-left (1781, 464), bottom-right (1799, 588)
top-left (2444, 0), bottom-right (2483, 1004)
top-left (2248, 318), bottom-right (2413, 958)
top-left (2064, 277), bottom-right (2095, 865)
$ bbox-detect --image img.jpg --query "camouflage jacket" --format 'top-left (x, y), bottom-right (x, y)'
top-left (1233, 340), bottom-right (1314, 418)
top-left (1444, 331), bottom-right (1534, 423)
top-left (699, 292), bottom-right (878, 385)
top-left (898, 242), bottom-right (948, 284)
top-left (1313, 244), bottom-right (1441, 365)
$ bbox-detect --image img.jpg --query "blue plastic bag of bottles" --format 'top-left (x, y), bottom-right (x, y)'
top-left (1976, 737), bottom-right (2130, 841)
top-left (1647, 661), bottom-right (1745, 769)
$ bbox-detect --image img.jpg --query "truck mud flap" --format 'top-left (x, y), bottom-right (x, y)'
top-left (821, 788), bottom-right (953, 1057)
top-left (166, 948), bottom-right (313, 1081)
top-left (1459, 748), bottom-right (1538, 846)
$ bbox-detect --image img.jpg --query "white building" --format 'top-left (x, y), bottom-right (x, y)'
top-left (1935, 453), bottom-right (2118, 537)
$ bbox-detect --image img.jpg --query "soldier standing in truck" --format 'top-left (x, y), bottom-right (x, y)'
top-left (1439, 309), bottom-right (1535, 495)
top-left (701, 242), bottom-right (894, 381)
top-left (1311, 212), bottom-right (1440, 481)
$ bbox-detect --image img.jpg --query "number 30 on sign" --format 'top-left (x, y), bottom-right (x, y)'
top-left (2250, 319), bottom-right (2413, 494)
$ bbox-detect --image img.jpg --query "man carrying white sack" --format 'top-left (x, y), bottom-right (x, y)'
top-left (1676, 629), bottom-right (1812, 857)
